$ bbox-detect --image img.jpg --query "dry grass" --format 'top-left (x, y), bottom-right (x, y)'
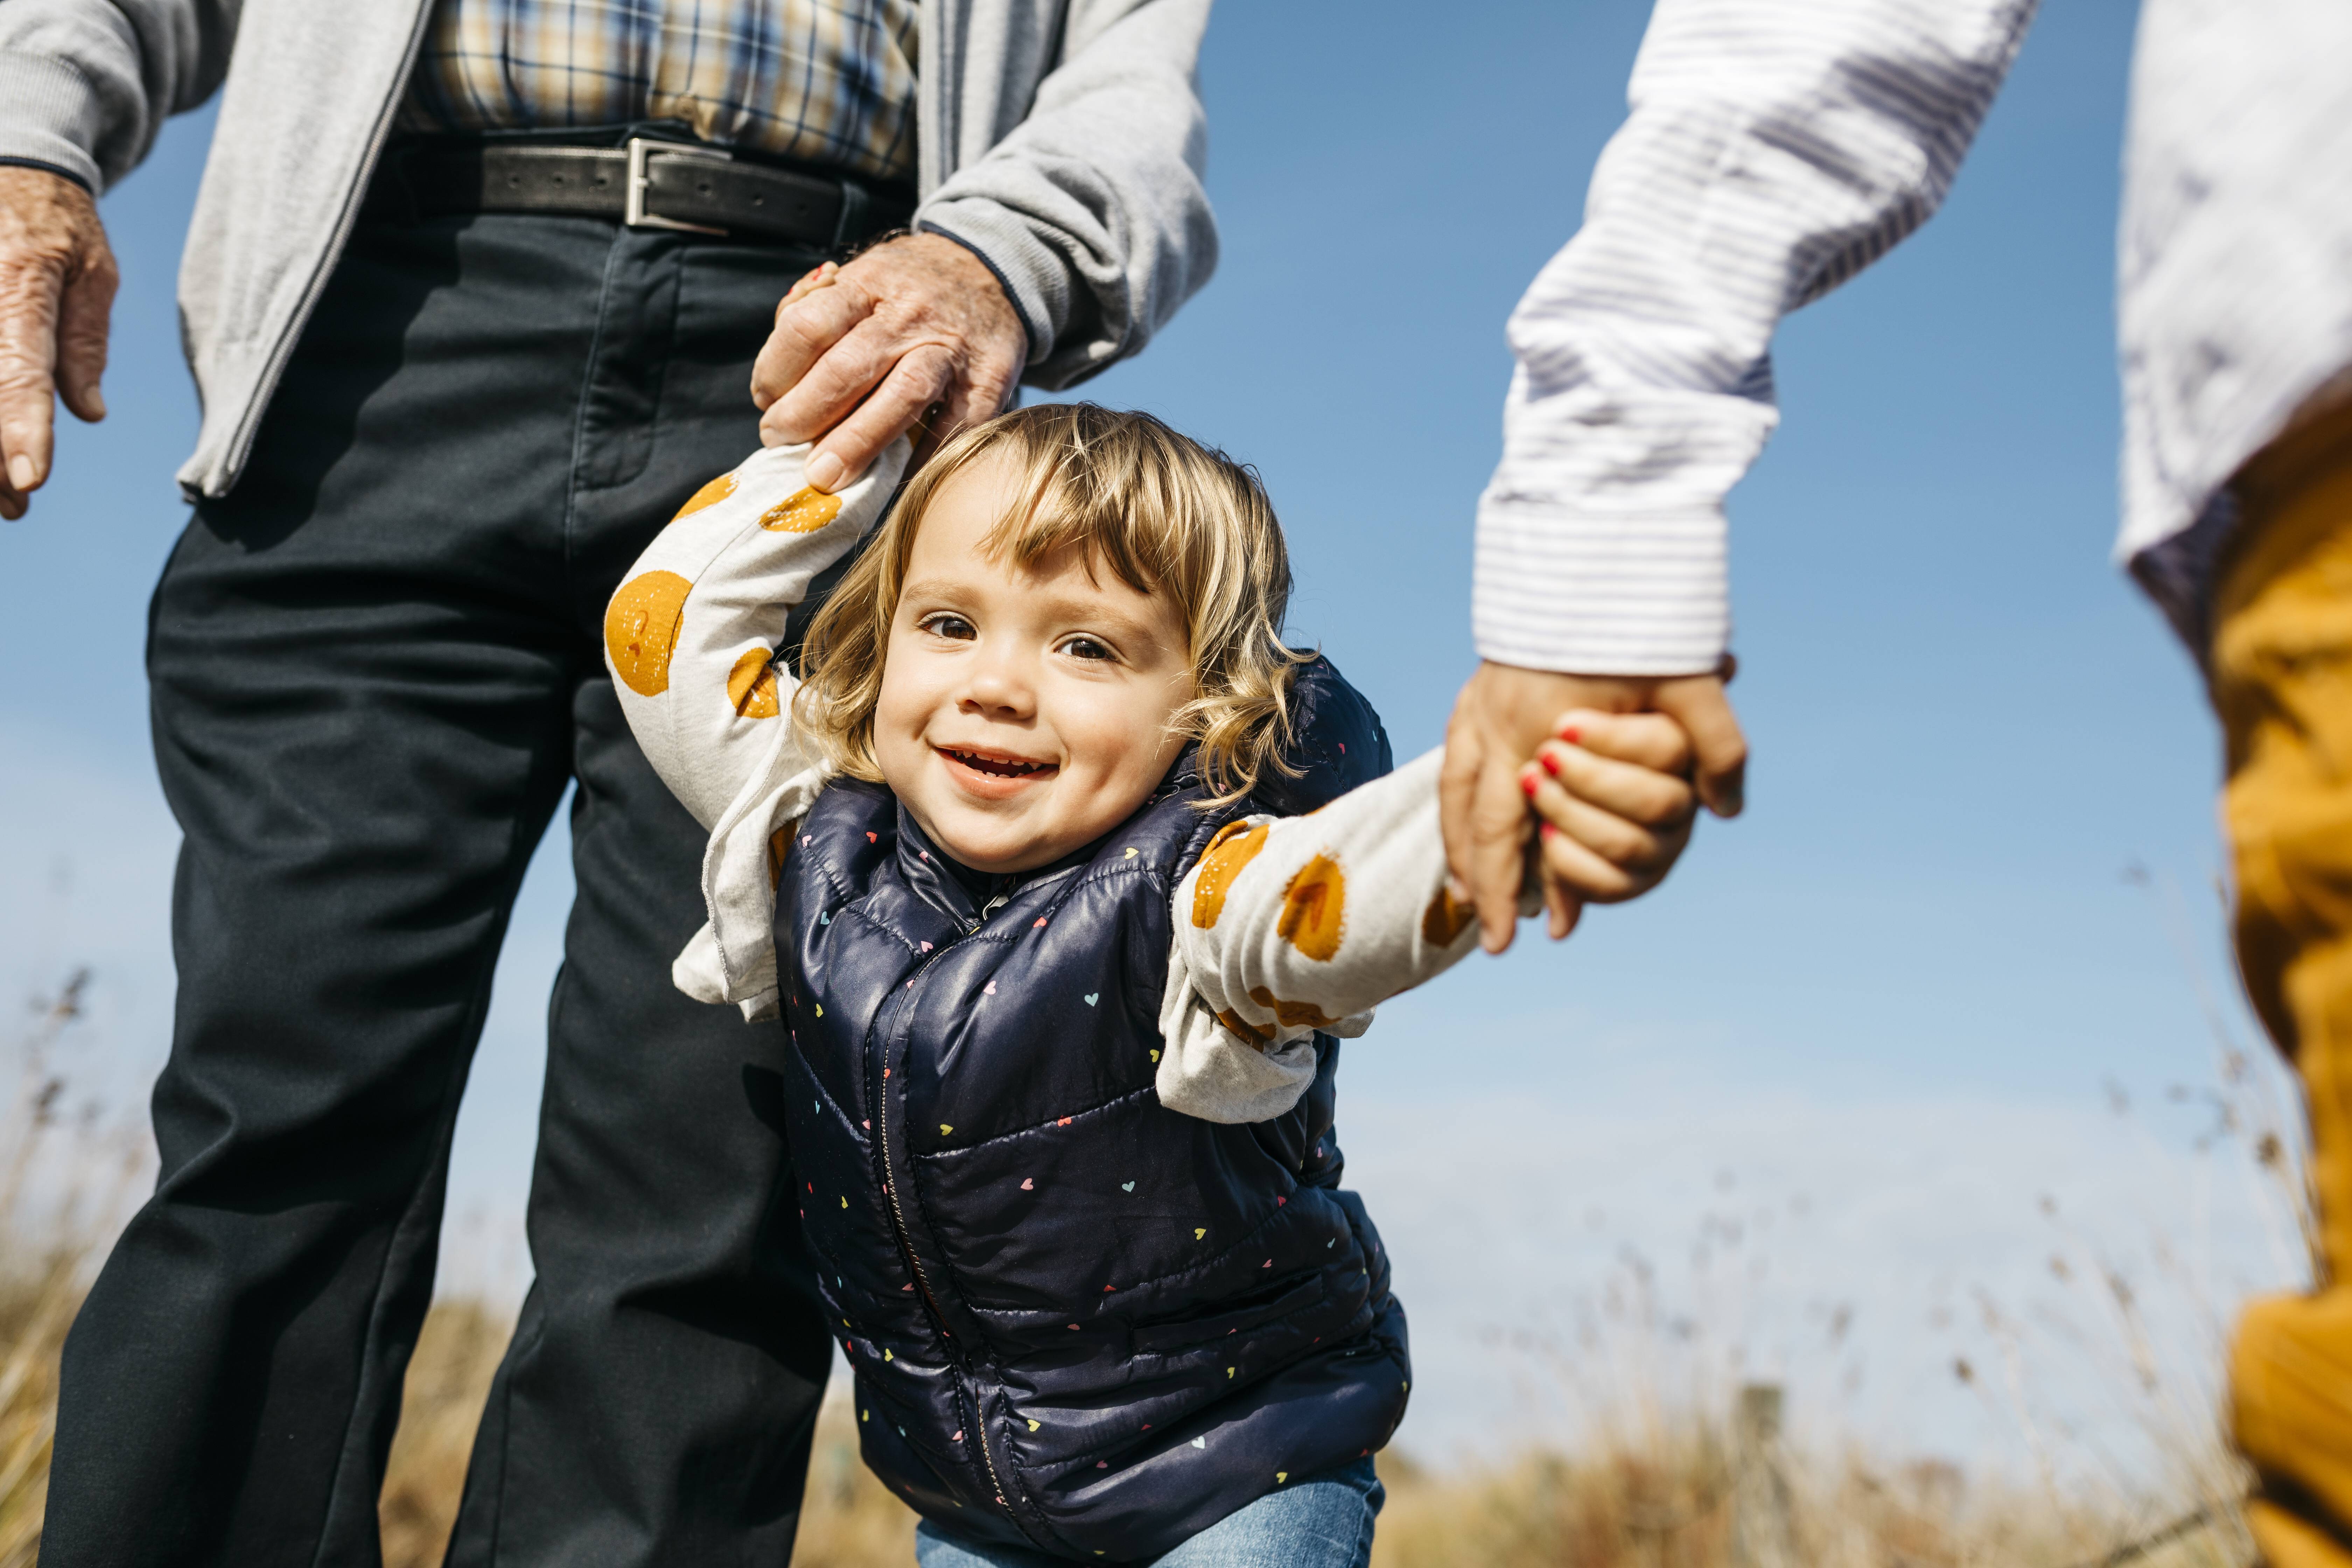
top-left (8, 1270), bottom-right (2257, 1568)
top-left (364, 1307), bottom-right (2253, 1568)
top-left (0, 1245), bottom-right (2268, 1568)
top-left (0, 956), bottom-right (2278, 1567)
top-left (374, 1305), bottom-right (924, 1568)
top-left (1367, 1428), bottom-right (2245, 1568)
top-left (379, 1299), bottom-right (513, 1567)
top-left (0, 1248), bottom-right (77, 1568)
top-left (369, 1316), bottom-right (2247, 1568)
top-left (0, 970), bottom-right (141, 1568)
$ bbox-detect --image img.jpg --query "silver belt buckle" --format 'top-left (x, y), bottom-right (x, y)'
top-left (625, 136), bottom-right (733, 235)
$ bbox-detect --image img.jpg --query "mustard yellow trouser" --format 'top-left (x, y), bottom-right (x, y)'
top-left (2215, 408), bottom-right (2352, 1568)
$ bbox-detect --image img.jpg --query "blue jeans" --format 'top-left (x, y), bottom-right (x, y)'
top-left (913, 1460), bottom-right (1384, 1568)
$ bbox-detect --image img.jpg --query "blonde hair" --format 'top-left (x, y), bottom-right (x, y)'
top-left (793, 403), bottom-right (1312, 806)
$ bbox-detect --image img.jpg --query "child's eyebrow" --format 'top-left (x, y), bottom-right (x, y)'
top-left (899, 576), bottom-right (977, 607)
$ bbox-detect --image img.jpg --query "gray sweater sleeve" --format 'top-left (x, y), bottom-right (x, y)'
top-left (0, 0), bottom-right (237, 191)
top-left (916, 0), bottom-right (1217, 390)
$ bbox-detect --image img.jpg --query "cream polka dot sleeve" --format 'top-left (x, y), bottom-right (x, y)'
top-left (604, 439), bottom-right (910, 1021)
top-left (1160, 748), bottom-right (1512, 1123)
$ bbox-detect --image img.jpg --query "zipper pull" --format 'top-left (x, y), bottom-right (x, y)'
top-left (964, 884), bottom-right (1013, 934)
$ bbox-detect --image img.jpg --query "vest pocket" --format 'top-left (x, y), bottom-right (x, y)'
top-left (1129, 1275), bottom-right (1326, 1354)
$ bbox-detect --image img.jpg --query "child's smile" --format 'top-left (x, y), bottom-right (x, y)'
top-left (873, 450), bottom-right (1197, 874)
top-left (935, 743), bottom-right (1057, 790)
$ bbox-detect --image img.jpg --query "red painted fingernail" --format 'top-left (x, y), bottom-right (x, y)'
top-left (1521, 772), bottom-right (1539, 798)
top-left (1540, 753), bottom-right (1561, 777)
top-left (1540, 822), bottom-right (1558, 839)
top-left (1559, 725), bottom-right (1581, 744)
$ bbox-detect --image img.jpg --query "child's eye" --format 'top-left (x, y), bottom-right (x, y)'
top-left (921, 613), bottom-right (977, 642)
top-left (1060, 636), bottom-right (1114, 662)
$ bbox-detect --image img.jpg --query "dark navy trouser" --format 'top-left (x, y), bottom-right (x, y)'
top-left (44, 154), bottom-right (837, 1568)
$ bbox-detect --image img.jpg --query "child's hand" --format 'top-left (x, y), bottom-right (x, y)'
top-left (1519, 709), bottom-right (1696, 940)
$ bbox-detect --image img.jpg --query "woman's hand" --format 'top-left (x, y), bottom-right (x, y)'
top-left (1517, 708), bottom-right (1700, 940)
top-left (1440, 660), bottom-right (1744, 951)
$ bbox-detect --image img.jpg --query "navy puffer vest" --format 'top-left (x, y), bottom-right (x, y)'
top-left (775, 659), bottom-right (1408, 1561)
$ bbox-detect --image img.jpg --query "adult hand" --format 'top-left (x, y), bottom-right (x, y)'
top-left (1439, 659), bottom-right (1746, 954)
top-left (1522, 709), bottom-right (1698, 941)
top-left (0, 167), bottom-right (116, 521)
top-left (750, 232), bottom-right (1026, 493)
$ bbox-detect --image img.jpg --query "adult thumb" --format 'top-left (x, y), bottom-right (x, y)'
top-left (56, 247), bottom-right (115, 424)
top-left (1654, 674), bottom-right (1748, 818)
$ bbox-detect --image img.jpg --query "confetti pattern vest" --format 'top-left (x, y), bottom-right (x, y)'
top-left (778, 659), bottom-right (1410, 1561)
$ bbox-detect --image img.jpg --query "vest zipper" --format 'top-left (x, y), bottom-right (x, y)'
top-left (877, 916), bottom-right (1019, 1519)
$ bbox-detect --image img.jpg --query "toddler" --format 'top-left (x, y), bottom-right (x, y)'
top-left (603, 405), bottom-right (1692, 1565)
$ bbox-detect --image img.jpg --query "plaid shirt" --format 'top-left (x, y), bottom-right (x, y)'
top-left (399, 0), bottom-right (919, 182)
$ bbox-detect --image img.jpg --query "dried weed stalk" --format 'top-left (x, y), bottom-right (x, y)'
top-left (0, 918), bottom-right (2304, 1568)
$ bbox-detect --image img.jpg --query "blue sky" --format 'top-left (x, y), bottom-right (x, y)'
top-left (1, 0), bottom-right (2295, 1471)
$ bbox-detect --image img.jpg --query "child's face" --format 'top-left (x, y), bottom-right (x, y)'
top-left (872, 453), bottom-right (1197, 875)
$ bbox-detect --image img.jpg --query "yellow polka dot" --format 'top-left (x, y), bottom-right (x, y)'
top-left (605, 570), bottom-right (692, 696)
top-left (1190, 821), bottom-right (1268, 929)
top-left (1277, 853), bottom-right (1346, 962)
top-left (1420, 884), bottom-right (1476, 948)
top-left (1247, 986), bottom-right (1343, 1030)
top-left (672, 472), bottom-right (736, 520)
top-left (1215, 1008), bottom-right (1275, 1050)
top-left (760, 486), bottom-right (842, 533)
top-left (728, 646), bottom-right (780, 719)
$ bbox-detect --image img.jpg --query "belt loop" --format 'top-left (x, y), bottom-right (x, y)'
top-left (830, 178), bottom-right (871, 258)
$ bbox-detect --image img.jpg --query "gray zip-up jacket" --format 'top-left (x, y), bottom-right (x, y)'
top-left (0, 0), bottom-right (1216, 500)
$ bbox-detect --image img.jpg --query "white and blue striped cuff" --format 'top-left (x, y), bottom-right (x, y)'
top-left (1471, 499), bottom-right (1729, 676)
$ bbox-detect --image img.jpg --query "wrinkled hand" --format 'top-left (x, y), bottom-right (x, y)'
top-left (0, 167), bottom-right (116, 520)
top-left (750, 232), bottom-right (1026, 493)
top-left (1440, 659), bottom-right (1746, 953)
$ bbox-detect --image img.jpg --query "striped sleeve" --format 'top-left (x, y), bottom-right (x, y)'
top-left (1474, 0), bottom-right (2036, 675)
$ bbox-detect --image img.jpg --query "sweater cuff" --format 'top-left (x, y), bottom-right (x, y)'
top-left (0, 155), bottom-right (88, 191)
top-left (1472, 498), bottom-right (1729, 676)
top-left (0, 54), bottom-right (105, 192)
top-left (916, 196), bottom-right (1068, 371)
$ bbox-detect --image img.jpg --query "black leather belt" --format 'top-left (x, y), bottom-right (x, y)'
top-left (366, 136), bottom-right (915, 252)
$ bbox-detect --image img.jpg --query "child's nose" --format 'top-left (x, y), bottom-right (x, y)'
top-left (961, 651), bottom-right (1037, 716)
